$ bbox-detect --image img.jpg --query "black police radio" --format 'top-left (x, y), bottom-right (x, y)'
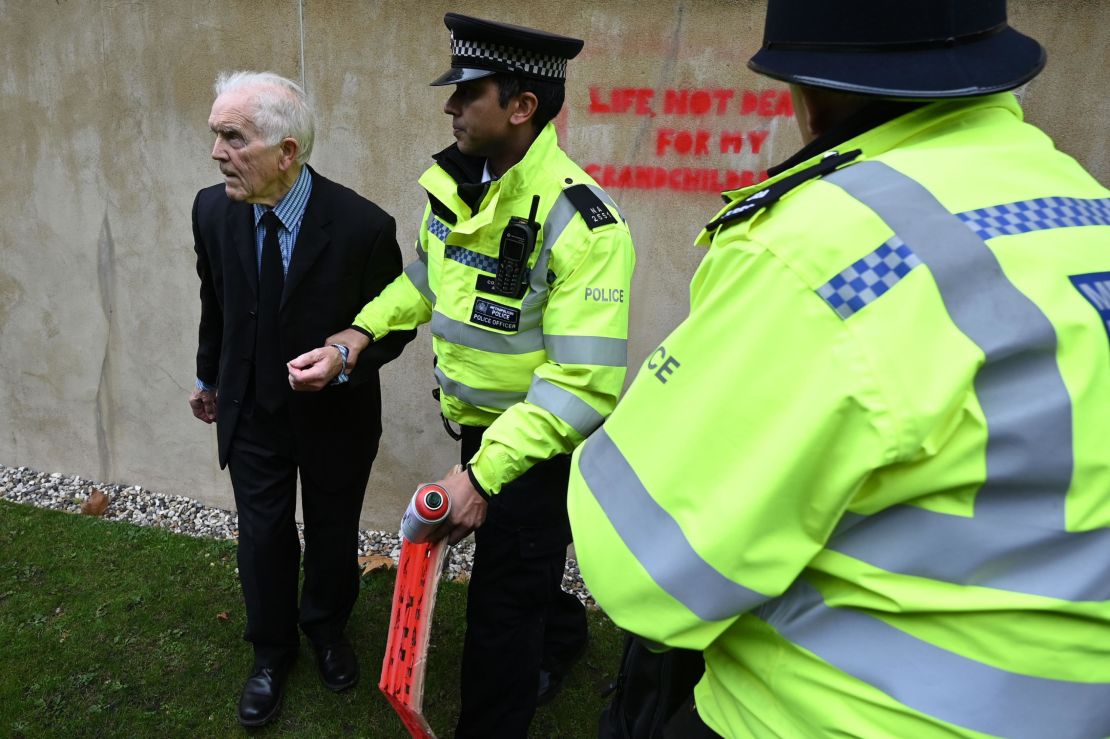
top-left (482, 195), bottom-right (540, 299)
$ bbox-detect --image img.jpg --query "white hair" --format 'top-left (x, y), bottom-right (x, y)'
top-left (214, 71), bottom-right (315, 164)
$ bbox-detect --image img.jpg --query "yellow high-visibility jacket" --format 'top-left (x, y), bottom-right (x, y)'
top-left (568, 93), bottom-right (1110, 737)
top-left (354, 123), bottom-right (635, 493)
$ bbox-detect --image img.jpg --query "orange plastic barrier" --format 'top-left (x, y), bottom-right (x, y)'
top-left (379, 537), bottom-right (449, 738)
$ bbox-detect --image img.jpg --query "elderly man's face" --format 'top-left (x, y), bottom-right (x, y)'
top-left (208, 87), bottom-right (285, 204)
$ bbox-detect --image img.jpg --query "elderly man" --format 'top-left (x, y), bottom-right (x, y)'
top-left (189, 71), bottom-right (413, 727)
top-left (567, 0), bottom-right (1110, 737)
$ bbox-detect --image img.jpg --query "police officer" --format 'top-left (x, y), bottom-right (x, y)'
top-left (567, 1), bottom-right (1110, 737)
top-left (289, 13), bottom-right (636, 737)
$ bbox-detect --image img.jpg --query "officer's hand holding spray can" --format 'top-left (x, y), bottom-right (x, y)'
top-left (400, 468), bottom-right (457, 543)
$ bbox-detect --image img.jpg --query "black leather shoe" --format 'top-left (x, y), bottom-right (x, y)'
top-left (315, 639), bottom-right (359, 692)
top-left (537, 641), bottom-right (588, 707)
top-left (237, 664), bottom-right (290, 727)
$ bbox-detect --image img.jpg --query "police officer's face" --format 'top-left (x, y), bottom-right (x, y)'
top-left (443, 78), bottom-right (514, 158)
top-left (208, 87), bottom-right (288, 205)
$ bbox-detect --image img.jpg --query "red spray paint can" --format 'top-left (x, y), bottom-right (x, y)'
top-left (400, 483), bottom-right (451, 543)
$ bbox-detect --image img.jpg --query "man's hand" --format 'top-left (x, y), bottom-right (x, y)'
top-left (287, 345), bottom-right (344, 391)
top-left (188, 387), bottom-right (218, 423)
top-left (325, 327), bottom-right (372, 373)
top-left (431, 464), bottom-right (488, 545)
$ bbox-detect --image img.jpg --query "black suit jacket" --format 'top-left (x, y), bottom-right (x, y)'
top-left (192, 167), bottom-right (415, 472)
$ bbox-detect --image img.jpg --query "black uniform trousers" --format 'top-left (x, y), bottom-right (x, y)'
top-left (664, 695), bottom-right (724, 738)
top-left (227, 385), bottom-right (374, 668)
top-left (455, 425), bottom-right (589, 739)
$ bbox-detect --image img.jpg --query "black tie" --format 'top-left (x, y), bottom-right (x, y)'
top-left (254, 210), bottom-right (287, 413)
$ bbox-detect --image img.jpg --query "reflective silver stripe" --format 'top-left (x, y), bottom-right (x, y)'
top-left (820, 161), bottom-right (1106, 600)
top-left (528, 191), bottom-right (578, 295)
top-left (527, 185), bottom-right (626, 296)
top-left (434, 367), bottom-right (525, 410)
top-left (431, 312), bottom-right (544, 355)
top-left (577, 428), bottom-right (769, 621)
top-left (831, 509), bottom-right (1110, 601)
top-left (519, 302), bottom-right (544, 331)
top-left (404, 244), bottom-right (434, 303)
top-left (760, 580), bottom-right (1110, 739)
top-left (526, 376), bottom-right (605, 437)
top-left (544, 334), bottom-right (627, 366)
top-left (525, 247), bottom-right (554, 300)
top-left (429, 314), bottom-right (626, 365)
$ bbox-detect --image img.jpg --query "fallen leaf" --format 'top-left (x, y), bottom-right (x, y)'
top-left (358, 555), bottom-right (395, 575)
top-left (81, 489), bottom-right (109, 516)
top-left (216, 611), bottom-right (230, 622)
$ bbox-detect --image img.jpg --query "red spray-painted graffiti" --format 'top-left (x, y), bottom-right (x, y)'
top-left (585, 164), bottom-right (761, 193)
top-left (581, 86), bottom-right (793, 193)
top-left (654, 129), bottom-right (770, 156)
top-left (588, 87), bottom-right (794, 118)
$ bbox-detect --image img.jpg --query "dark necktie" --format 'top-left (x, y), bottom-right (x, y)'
top-left (254, 210), bottom-right (287, 413)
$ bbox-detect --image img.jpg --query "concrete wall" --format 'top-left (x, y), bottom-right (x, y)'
top-left (1, 1), bottom-right (1106, 530)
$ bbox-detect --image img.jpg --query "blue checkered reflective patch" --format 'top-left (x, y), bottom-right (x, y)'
top-left (445, 246), bottom-right (499, 274)
top-left (816, 195), bottom-right (1110, 319)
top-left (427, 214), bottom-right (451, 242)
top-left (957, 197), bottom-right (1110, 241)
top-left (817, 237), bottom-right (922, 318)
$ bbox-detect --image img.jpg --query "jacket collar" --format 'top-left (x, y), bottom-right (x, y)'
top-left (253, 165), bottom-right (313, 231)
top-left (420, 122), bottom-right (562, 225)
top-left (766, 99), bottom-right (923, 178)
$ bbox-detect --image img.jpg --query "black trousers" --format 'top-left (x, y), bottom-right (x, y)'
top-left (227, 392), bottom-right (374, 668)
top-left (455, 426), bottom-right (589, 739)
top-left (664, 695), bottom-right (723, 738)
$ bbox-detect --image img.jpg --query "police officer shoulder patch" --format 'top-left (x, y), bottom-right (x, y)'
top-left (564, 184), bottom-right (618, 230)
top-left (706, 149), bottom-right (862, 232)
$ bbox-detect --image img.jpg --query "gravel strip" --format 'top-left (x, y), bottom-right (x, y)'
top-left (0, 463), bottom-right (596, 607)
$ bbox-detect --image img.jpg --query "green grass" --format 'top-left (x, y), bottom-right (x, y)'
top-left (0, 500), bottom-right (623, 737)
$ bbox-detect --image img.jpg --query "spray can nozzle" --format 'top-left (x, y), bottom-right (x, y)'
top-left (400, 483), bottom-right (452, 543)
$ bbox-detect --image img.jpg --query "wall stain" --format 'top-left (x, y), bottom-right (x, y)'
top-left (157, 364), bottom-right (187, 393)
top-left (95, 211), bottom-right (117, 481)
top-left (0, 269), bottom-right (24, 330)
top-left (628, 3), bottom-right (685, 161)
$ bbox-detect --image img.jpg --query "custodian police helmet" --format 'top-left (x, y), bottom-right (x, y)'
top-left (748, 0), bottom-right (1046, 98)
top-left (430, 13), bottom-right (584, 87)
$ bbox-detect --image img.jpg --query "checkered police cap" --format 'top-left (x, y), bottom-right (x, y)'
top-left (430, 13), bottom-right (584, 87)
